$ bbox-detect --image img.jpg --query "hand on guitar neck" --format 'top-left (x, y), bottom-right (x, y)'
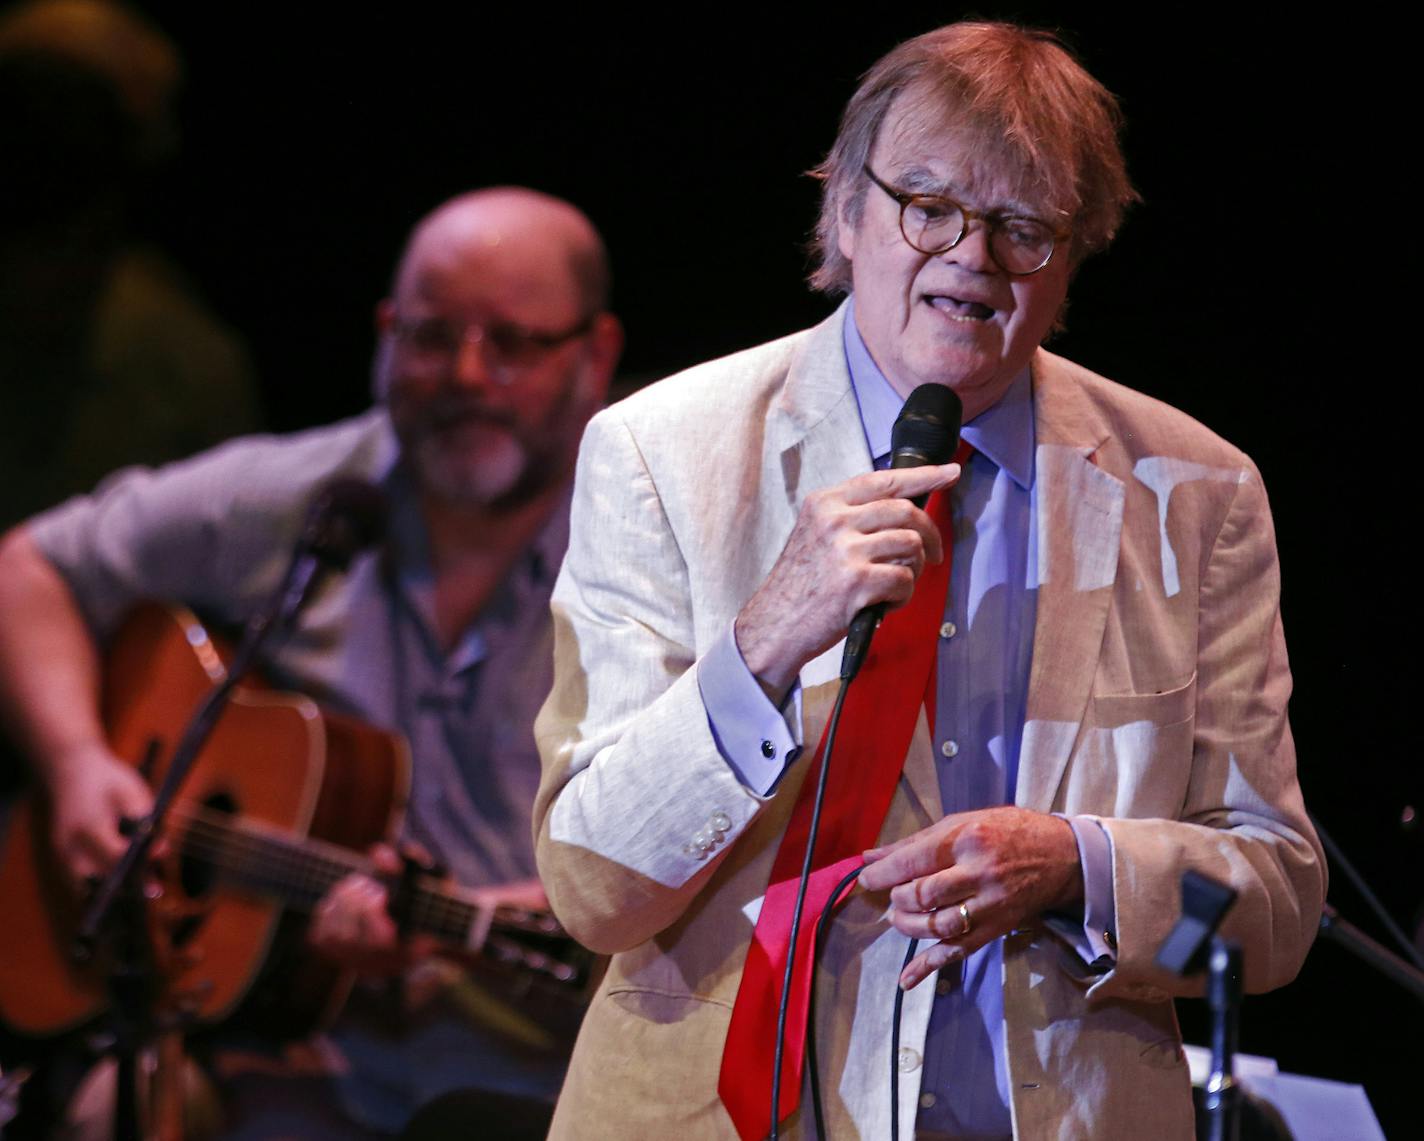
top-left (307, 841), bottom-right (439, 976)
top-left (307, 842), bottom-right (551, 978)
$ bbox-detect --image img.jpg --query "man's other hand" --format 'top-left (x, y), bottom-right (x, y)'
top-left (733, 462), bottom-right (961, 701)
top-left (859, 806), bottom-right (1084, 989)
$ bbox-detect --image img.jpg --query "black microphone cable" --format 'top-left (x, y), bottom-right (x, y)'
top-left (806, 862), bottom-right (868, 1138)
top-left (770, 677), bottom-right (852, 1141)
top-left (889, 937), bottom-right (921, 1141)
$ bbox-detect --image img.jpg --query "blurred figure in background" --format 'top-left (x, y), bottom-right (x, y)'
top-left (0, 0), bottom-right (260, 530)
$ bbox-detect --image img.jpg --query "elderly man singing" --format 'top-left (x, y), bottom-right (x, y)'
top-left (534, 22), bottom-right (1323, 1141)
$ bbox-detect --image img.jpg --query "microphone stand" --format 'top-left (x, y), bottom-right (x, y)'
top-left (70, 622), bottom-right (300, 1139)
top-left (1203, 938), bottom-right (1244, 1141)
top-left (1156, 870), bottom-right (1241, 1141)
top-left (1309, 809), bottom-right (1424, 999)
top-left (1316, 905), bottom-right (1424, 1004)
top-left (75, 547), bottom-right (329, 958)
top-left (72, 484), bottom-right (381, 1141)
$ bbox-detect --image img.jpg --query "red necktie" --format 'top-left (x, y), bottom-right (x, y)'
top-left (718, 447), bottom-right (967, 1140)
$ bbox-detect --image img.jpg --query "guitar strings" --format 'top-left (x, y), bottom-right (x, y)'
top-left (168, 803), bottom-right (583, 945)
top-left (174, 811), bottom-right (353, 903)
top-left (157, 807), bottom-right (578, 980)
top-left (165, 807), bottom-right (481, 939)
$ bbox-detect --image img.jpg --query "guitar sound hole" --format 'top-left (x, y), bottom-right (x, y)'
top-left (178, 792), bottom-right (238, 899)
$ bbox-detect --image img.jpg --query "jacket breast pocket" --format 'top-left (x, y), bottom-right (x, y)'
top-left (1067, 673), bottom-right (1198, 818)
top-left (1091, 671), bottom-right (1197, 730)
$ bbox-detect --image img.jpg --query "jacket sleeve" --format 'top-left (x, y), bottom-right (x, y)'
top-left (532, 408), bottom-right (770, 954)
top-left (1089, 459), bottom-right (1325, 1001)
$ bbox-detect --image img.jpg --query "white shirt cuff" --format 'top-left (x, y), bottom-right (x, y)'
top-left (696, 624), bottom-right (804, 795)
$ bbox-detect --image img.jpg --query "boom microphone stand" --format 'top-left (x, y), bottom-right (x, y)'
top-left (71, 479), bottom-right (385, 1141)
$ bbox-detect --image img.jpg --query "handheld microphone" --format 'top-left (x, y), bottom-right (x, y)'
top-left (839, 384), bottom-right (962, 681)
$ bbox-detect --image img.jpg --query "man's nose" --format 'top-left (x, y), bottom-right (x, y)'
top-left (941, 219), bottom-right (997, 273)
top-left (450, 331), bottom-right (500, 389)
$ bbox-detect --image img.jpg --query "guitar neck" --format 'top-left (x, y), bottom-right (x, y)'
top-left (178, 808), bottom-right (491, 949)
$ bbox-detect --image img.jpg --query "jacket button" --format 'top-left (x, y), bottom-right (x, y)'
top-left (760, 739), bottom-right (776, 759)
top-left (709, 811), bottom-right (732, 833)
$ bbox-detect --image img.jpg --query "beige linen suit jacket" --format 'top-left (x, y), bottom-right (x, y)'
top-left (534, 305), bottom-right (1324, 1140)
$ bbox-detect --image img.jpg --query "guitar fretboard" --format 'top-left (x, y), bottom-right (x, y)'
top-left (175, 808), bottom-right (488, 947)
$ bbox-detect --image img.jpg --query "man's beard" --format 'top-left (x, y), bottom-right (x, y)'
top-left (392, 391), bottom-right (571, 512)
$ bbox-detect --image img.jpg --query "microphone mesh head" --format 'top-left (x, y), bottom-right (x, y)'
top-left (891, 384), bottom-right (962, 465)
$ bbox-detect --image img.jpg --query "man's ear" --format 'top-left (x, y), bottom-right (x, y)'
top-left (576, 313), bottom-right (624, 410)
top-left (370, 299), bottom-right (398, 403)
top-left (837, 199), bottom-right (859, 263)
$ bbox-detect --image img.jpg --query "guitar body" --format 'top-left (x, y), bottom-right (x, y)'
top-left (0, 604), bottom-right (409, 1039)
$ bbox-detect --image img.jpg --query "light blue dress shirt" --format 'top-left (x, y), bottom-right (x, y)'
top-left (697, 303), bottom-right (1115, 1138)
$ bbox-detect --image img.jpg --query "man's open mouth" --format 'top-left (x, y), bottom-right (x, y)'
top-left (927, 295), bottom-right (994, 322)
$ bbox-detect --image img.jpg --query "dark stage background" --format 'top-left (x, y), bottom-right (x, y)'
top-left (6, 2), bottom-right (1418, 1134)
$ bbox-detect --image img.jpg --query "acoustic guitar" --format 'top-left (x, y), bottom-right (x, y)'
top-left (0, 603), bottom-right (585, 1041)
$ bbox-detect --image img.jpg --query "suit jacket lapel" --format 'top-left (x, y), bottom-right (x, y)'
top-left (768, 301), bottom-right (873, 495)
top-left (1017, 351), bottom-right (1126, 812)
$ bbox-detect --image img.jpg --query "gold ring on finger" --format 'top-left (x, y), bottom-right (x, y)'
top-left (958, 901), bottom-right (973, 938)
